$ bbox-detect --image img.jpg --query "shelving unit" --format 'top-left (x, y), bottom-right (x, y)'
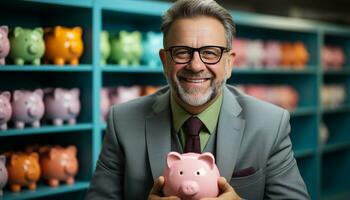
top-left (1, 0), bottom-right (350, 199)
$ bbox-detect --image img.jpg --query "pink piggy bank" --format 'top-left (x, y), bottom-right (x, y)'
top-left (40, 145), bottom-right (79, 187)
top-left (163, 152), bottom-right (220, 200)
top-left (11, 89), bottom-right (45, 129)
top-left (100, 88), bottom-right (111, 122)
top-left (44, 88), bottom-right (81, 126)
top-left (110, 86), bottom-right (141, 105)
top-left (0, 25), bottom-right (10, 65)
top-left (0, 91), bottom-right (12, 130)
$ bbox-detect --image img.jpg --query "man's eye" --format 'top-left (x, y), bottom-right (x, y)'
top-left (174, 50), bottom-right (190, 56)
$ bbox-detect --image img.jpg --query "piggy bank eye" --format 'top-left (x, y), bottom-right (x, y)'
top-left (196, 171), bottom-right (200, 175)
top-left (179, 171), bottom-right (183, 175)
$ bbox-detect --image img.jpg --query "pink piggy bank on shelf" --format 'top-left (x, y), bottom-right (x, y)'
top-left (6, 152), bottom-right (41, 192)
top-left (100, 88), bottom-right (111, 122)
top-left (163, 152), bottom-right (220, 200)
top-left (44, 88), bottom-right (81, 126)
top-left (245, 40), bottom-right (264, 68)
top-left (110, 86), bottom-right (141, 105)
top-left (0, 155), bottom-right (8, 196)
top-left (0, 25), bottom-right (10, 65)
top-left (11, 89), bottom-right (45, 129)
top-left (0, 91), bottom-right (12, 130)
top-left (232, 38), bottom-right (247, 68)
top-left (40, 145), bottom-right (78, 187)
top-left (263, 40), bottom-right (282, 68)
top-left (44, 26), bottom-right (84, 65)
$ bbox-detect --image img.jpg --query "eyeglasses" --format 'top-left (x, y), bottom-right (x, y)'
top-left (165, 45), bottom-right (230, 65)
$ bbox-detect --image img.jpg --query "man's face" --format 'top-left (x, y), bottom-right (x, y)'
top-left (160, 16), bottom-right (235, 110)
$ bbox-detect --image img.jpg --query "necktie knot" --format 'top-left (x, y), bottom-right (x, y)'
top-left (184, 117), bottom-right (203, 136)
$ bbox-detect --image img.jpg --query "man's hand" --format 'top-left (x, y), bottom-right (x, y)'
top-left (201, 177), bottom-right (242, 200)
top-left (148, 176), bottom-right (181, 200)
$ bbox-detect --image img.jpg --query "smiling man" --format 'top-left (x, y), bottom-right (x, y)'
top-left (86, 0), bottom-right (310, 199)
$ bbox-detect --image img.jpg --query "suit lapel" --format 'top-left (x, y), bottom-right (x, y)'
top-left (216, 86), bottom-right (246, 180)
top-left (146, 89), bottom-right (172, 180)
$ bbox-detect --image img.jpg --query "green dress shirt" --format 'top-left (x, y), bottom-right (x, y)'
top-left (170, 94), bottom-right (223, 151)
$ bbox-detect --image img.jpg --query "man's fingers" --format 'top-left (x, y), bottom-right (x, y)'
top-left (150, 176), bottom-right (165, 195)
top-left (218, 177), bottom-right (232, 192)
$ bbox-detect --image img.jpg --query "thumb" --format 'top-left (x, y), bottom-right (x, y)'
top-left (150, 176), bottom-right (165, 195)
top-left (218, 177), bottom-right (233, 193)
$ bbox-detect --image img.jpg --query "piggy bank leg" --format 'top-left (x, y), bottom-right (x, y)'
top-left (15, 121), bottom-right (25, 129)
top-left (0, 123), bottom-right (7, 130)
top-left (49, 179), bottom-right (59, 187)
top-left (0, 58), bottom-right (5, 65)
top-left (10, 184), bottom-right (21, 192)
top-left (14, 58), bottom-right (25, 65)
top-left (28, 182), bottom-right (37, 190)
top-left (131, 60), bottom-right (139, 66)
top-left (32, 120), bottom-right (40, 128)
top-left (70, 59), bottom-right (79, 66)
top-left (0, 189), bottom-right (3, 196)
top-left (101, 59), bottom-right (106, 66)
top-left (53, 119), bottom-right (63, 126)
top-left (66, 177), bottom-right (75, 185)
top-left (68, 118), bottom-right (76, 125)
top-left (32, 58), bottom-right (41, 66)
top-left (54, 58), bottom-right (65, 66)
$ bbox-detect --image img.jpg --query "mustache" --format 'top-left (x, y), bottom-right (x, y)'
top-left (177, 69), bottom-right (213, 78)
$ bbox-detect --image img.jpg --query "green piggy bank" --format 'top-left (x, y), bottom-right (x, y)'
top-left (110, 30), bottom-right (143, 66)
top-left (100, 31), bottom-right (111, 66)
top-left (9, 27), bottom-right (45, 65)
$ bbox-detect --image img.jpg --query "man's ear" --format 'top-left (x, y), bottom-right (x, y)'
top-left (159, 49), bottom-right (168, 74)
top-left (225, 50), bottom-right (235, 79)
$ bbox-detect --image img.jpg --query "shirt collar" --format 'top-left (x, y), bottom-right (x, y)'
top-left (170, 93), bottom-right (223, 134)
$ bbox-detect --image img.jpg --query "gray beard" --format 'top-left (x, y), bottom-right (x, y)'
top-left (167, 65), bottom-right (228, 107)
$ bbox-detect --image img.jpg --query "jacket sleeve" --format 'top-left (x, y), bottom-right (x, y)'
top-left (85, 107), bottom-right (125, 200)
top-left (264, 110), bottom-right (310, 200)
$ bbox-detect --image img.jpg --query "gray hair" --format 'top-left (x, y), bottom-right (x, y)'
top-left (161, 0), bottom-right (236, 49)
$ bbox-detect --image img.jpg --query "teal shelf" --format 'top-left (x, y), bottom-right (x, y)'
top-left (24, 0), bottom-right (93, 8)
top-left (98, 0), bottom-right (170, 16)
top-left (291, 107), bottom-right (318, 117)
top-left (322, 105), bottom-right (350, 115)
top-left (0, 65), bottom-right (93, 72)
top-left (2, 181), bottom-right (89, 200)
top-left (295, 149), bottom-right (315, 158)
top-left (233, 67), bottom-right (317, 75)
top-left (0, 123), bottom-right (93, 137)
top-left (102, 65), bottom-right (163, 73)
top-left (323, 68), bottom-right (350, 75)
top-left (322, 141), bottom-right (350, 154)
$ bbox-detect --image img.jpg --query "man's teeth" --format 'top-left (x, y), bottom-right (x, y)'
top-left (185, 78), bottom-right (206, 83)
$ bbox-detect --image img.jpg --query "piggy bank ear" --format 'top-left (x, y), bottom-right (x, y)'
top-left (71, 88), bottom-right (80, 98)
top-left (73, 27), bottom-right (82, 37)
top-left (10, 154), bottom-right (19, 166)
top-left (1, 91), bottom-right (11, 101)
top-left (49, 148), bottom-right (58, 159)
top-left (30, 152), bottom-right (39, 161)
top-left (66, 145), bottom-right (77, 156)
top-left (34, 27), bottom-right (44, 37)
top-left (14, 27), bottom-right (23, 38)
top-left (34, 89), bottom-right (43, 99)
top-left (1, 25), bottom-right (9, 35)
top-left (166, 152), bottom-right (182, 168)
top-left (198, 152), bottom-right (216, 170)
top-left (13, 90), bottom-right (23, 101)
top-left (0, 155), bottom-right (6, 164)
top-left (54, 88), bottom-right (64, 99)
top-left (54, 26), bottom-right (63, 37)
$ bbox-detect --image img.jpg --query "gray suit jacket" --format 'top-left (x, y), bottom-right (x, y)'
top-left (86, 85), bottom-right (310, 200)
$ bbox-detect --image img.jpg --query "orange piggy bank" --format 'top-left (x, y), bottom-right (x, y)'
top-left (40, 145), bottom-right (79, 187)
top-left (6, 152), bottom-right (41, 192)
top-left (44, 26), bottom-right (84, 66)
top-left (293, 42), bottom-right (309, 68)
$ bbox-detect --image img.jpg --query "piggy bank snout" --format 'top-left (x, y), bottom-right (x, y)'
top-left (181, 181), bottom-right (199, 196)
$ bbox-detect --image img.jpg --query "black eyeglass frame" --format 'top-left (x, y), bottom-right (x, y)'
top-left (164, 45), bottom-right (230, 65)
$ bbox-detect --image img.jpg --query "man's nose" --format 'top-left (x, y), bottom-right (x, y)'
top-left (188, 51), bottom-right (205, 72)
